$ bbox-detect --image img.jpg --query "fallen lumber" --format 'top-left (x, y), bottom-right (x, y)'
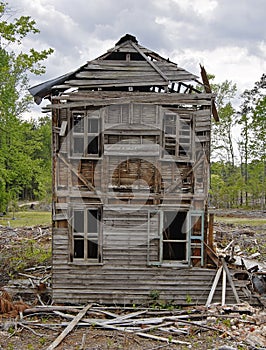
top-left (46, 303), bottom-right (92, 350)
top-left (24, 305), bottom-right (83, 315)
top-left (205, 265), bottom-right (223, 306)
top-left (134, 332), bottom-right (190, 345)
top-left (221, 258), bottom-right (240, 303)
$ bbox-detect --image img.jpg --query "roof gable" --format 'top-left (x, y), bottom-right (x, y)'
top-left (29, 34), bottom-right (199, 104)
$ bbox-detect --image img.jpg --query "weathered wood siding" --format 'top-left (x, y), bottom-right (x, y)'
top-left (31, 36), bottom-right (222, 305)
top-left (51, 95), bottom-right (213, 304)
top-left (52, 226), bottom-right (243, 305)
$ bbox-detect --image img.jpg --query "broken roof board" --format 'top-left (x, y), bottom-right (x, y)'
top-left (29, 35), bottom-right (198, 103)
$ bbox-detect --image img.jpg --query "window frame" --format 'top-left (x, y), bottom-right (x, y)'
top-left (70, 206), bottom-right (102, 264)
top-left (160, 210), bottom-right (189, 264)
top-left (188, 210), bottom-right (204, 267)
top-left (162, 112), bottom-right (193, 161)
top-left (147, 210), bottom-right (190, 266)
top-left (70, 111), bottom-right (102, 158)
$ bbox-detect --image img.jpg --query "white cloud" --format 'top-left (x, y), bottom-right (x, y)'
top-left (7, 0), bottom-right (266, 94)
top-left (173, 0), bottom-right (218, 16)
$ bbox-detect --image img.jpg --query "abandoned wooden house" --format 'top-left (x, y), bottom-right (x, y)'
top-left (29, 34), bottom-right (230, 305)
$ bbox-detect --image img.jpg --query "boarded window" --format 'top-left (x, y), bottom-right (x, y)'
top-left (105, 104), bottom-right (157, 125)
top-left (72, 208), bottom-right (102, 262)
top-left (110, 157), bottom-right (156, 192)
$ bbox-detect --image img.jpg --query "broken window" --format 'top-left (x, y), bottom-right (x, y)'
top-left (162, 211), bottom-right (188, 262)
top-left (71, 112), bottom-right (101, 157)
top-left (71, 208), bottom-right (102, 262)
top-left (163, 113), bottom-right (192, 159)
top-left (188, 211), bottom-right (204, 266)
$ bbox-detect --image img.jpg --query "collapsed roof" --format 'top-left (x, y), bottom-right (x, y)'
top-left (29, 34), bottom-right (218, 121)
top-left (29, 34), bottom-right (200, 102)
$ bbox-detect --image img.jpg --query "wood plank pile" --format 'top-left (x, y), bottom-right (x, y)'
top-left (0, 300), bottom-right (265, 349)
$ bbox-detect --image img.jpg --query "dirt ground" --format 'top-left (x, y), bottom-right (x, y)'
top-left (0, 326), bottom-right (256, 350)
top-left (0, 209), bottom-right (265, 350)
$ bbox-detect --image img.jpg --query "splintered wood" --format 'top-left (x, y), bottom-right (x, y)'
top-left (1, 303), bottom-right (265, 349)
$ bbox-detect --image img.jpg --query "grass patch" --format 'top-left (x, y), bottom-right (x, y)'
top-left (214, 216), bottom-right (266, 226)
top-left (0, 211), bottom-right (51, 227)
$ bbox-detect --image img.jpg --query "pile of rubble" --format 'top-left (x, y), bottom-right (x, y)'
top-left (212, 215), bottom-right (266, 307)
top-left (0, 297), bottom-right (265, 349)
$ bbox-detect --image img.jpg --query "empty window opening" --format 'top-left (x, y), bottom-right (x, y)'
top-left (163, 211), bottom-right (187, 261)
top-left (87, 136), bottom-right (99, 154)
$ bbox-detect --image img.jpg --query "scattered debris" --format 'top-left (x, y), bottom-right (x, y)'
top-left (0, 211), bottom-right (265, 349)
top-left (0, 302), bottom-right (266, 349)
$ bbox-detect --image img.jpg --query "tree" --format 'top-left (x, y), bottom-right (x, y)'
top-left (238, 74), bottom-right (266, 207)
top-left (0, 1), bottom-right (53, 211)
top-left (210, 80), bottom-right (238, 166)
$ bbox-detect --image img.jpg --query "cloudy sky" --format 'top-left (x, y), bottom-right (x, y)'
top-left (9, 0), bottom-right (266, 104)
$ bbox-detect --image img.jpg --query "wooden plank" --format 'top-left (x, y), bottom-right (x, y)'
top-left (208, 213), bottom-right (214, 250)
top-left (221, 258), bottom-right (240, 304)
top-left (130, 41), bottom-right (169, 82)
top-left (54, 90), bottom-right (213, 100)
top-left (222, 267), bottom-right (226, 306)
top-left (104, 143), bottom-right (160, 156)
top-left (48, 95), bottom-right (212, 109)
top-left (65, 78), bottom-right (166, 86)
top-left (46, 303), bottom-right (92, 350)
top-left (205, 266), bottom-right (223, 306)
top-left (135, 332), bottom-right (190, 345)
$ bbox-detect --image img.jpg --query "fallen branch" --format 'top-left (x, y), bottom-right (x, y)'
top-left (19, 323), bottom-right (46, 337)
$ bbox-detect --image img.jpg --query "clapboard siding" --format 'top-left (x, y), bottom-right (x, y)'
top-left (46, 36), bottom-right (219, 305)
top-left (52, 266), bottom-right (242, 305)
top-left (52, 227), bottom-right (243, 306)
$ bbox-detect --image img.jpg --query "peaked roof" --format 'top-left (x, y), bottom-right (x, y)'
top-left (29, 34), bottom-right (199, 104)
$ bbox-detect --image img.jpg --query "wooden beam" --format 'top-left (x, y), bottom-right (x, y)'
top-left (200, 64), bottom-right (219, 122)
top-left (208, 213), bottom-right (214, 250)
top-left (221, 258), bottom-right (240, 304)
top-left (130, 42), bottom-right (169, 83)
top-left (205, 266), bottom-right (223, 306)
top-left (222, 267), bottom-right (227, 306)
top-left (46, 303), bottom-right (92, 350)
top-left (57, 154), bottom-right (96, 193)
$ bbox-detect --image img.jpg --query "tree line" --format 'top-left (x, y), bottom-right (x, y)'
top-left (210, 75), bottom-right (265, 209)
top-left (0, 1), bottom-right (265, 211)
top-left (0, 1), bottom-right (53, 212)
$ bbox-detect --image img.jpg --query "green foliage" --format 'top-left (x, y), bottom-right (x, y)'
top-left (149, 289), bottom-right (160, 301)
top-left (0, 2), bottom-right (53, 211)
top-left (185, 294), bottom-right (192, 304)
top-left (237, 74), bottom-right (266, 208)
top-left (209, 74), bottom-right (265, 209)
top-left (3, 237), bottom-right (51, 276)
top-left (210, 79), bottom-right (237, 165)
